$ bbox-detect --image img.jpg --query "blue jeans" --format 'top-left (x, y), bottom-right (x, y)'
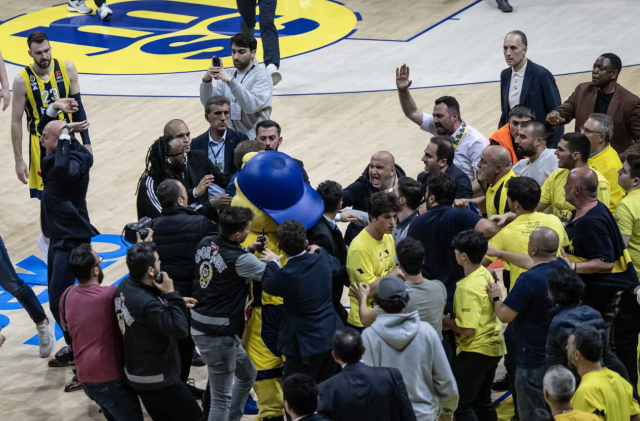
top-left (514, 366), bottom-right (547, 415)
top-left (193, 334), bottom-right (256, 421)
top-left (82, 378), bottom-right (144, 421)
top-left (0, 235), bottom-right (47, 324)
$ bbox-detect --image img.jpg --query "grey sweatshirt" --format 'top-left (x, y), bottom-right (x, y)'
top-left (362, 311), bottom-right (458, 421)
top-left (200, 67), bottom-right (272, 139)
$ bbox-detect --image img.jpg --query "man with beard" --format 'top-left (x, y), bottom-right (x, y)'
top-left (417, 136), bottom-right (472, 199)
top-left (136, 135), bottom-right (230, 220)
top-left (547, 53), bottom-right (640, 154)
top-left (490, 105), bottom-right (535, 163)
top-left (255, 119), bottom-right (310, 184)
top-left (200, 33), bottom-right (272, 139)
top-left (61, 244), bottom-right (143, 421)
top-left (396, 64), bottom-right (488, 182)
top-left (512, 121), bottom-right (558, 186)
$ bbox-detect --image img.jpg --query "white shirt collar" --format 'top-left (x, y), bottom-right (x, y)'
top-left (511, 59), bottom-right (527, 78)
top-left (208, 129), bottom-right (227, 145)
top-left (288, 250), bottom-right (307, 260)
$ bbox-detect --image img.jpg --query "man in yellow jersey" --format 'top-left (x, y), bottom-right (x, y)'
top-left (616, 153), bottom-right (640, 275)
top-left (567, 325), bottom-right (640, 421)
top-left (582, 113), bottom-right (625, 212)
top-left (538, 133), bottom-right (610, 224)
top-left (346, 192), bottom-right (401, 331)
top-left (456, 145), bottom-right (515, 218)
top-left (543, 365), bottom-right (601, 421)
top-left (11, 31), bottom-right (91, 259)
top-left (443, 230), bottom-right (505, 421)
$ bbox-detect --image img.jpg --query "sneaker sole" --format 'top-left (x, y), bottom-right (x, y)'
top-left (271, 71), bottom-right (282, 86)
top-left (67, 6), bottom-right (92, 14)
top-left (99, 11), bottom-right (113, 20)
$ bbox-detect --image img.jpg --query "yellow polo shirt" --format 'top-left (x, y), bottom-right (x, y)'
top-left (615, 189), bottom-right (640, 275)
top-left (589, 144), bottom-right (625, 213)
top-left (487, 212), bottom-right (569, 286)
top-left (540, 168), bottom-right (611, 224)
top-left (346, 229), bottom-right (395, 327)
top-left (453, 266), bottom-right (506, 357)
top-left (486, 170), bottom-right (516, 218)
top-left (554, 409), bottom-right (601, 421)
top-left (572, 368), bottom-right (640, 421)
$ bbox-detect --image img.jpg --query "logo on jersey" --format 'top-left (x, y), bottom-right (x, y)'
top-left (0, 0), bottom-right (357, 75)
top-left (114, 293), bottom-right (135, 334)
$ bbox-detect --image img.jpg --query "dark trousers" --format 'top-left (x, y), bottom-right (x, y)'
top-left (175, 284), bottom-right (194, 383)
top-left (137, 381), bottom-right (204, 421)
top-left (82, 378), bottom-right (144, 421)
top-left (283, 351), bottom-right (336, 383)
top-left (452, 351), bottom-right (501, 421)
top-left (614, 290), bottom-right (640, 392)
top-left (503, 324), bottom-right (518, 419)
top-left (0, 235), bottom-right (47, 324)
top-left (236, 0), bottom-right (280, 67)
top-left (48, 237), bottom-right (90, 345)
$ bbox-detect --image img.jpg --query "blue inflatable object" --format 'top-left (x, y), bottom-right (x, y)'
top-left (237, 151), bottom-right (324, 229)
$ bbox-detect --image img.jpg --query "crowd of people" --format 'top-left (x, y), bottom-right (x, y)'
top-left (1, 20), bottom-right (640, 421)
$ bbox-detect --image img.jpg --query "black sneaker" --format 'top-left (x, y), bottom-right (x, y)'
top-left (492, 374), bottom-right (510, 391)
top-left (186, 379), bottom-right (205, 400)
top-left (496, 0), bottom-right (513, 12)
top-left (191, 351), bottom-right (205, 367)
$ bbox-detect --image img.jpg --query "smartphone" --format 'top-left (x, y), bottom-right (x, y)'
top-left (155, 271), bottom-right (164, 284)
top-left (256, 230), bottom-right (267, 253)
top-left (212, 56), bottom-right (221, 67)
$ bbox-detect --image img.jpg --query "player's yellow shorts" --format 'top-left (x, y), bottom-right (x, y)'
top-left (245, 305), bottom-right (285, 420)
top-left (28, 133), bottom-right (44, 199)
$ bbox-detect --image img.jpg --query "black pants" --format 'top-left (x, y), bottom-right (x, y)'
top-left (137, 381), bottom-right (204, 421)
top-left (452, 351), bottom-right (501, 421)
top-left (175, 285), bottom-right (194, 383)
top-left (49, 237), bottom-right (90, 345)
top-left (236, 0), bottom-right (280, 67)
top-left (615, 290), bottom-right (640, 392)
top-left (503, 323), bottom-right (518, 419)
top-left (283, 351), bottom-right (336, 383)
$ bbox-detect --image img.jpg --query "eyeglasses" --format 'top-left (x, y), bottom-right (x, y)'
top-left (581, 126), bottom-right (604, 136)
top-left (94, 255), bottom-right (103, 268)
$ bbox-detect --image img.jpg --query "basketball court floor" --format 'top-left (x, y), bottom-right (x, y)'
top-left (1, 0), bottom-right (639, 419)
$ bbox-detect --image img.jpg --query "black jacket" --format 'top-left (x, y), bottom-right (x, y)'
top-left (190, 128), bottom-right (249, 177)
top-left (152, 207), bottom-right (217, 297)
top-left (41, 136), bottom-right (99, 240)
top-left (342, 164), bottom-right (406, 244)
top-left (417, 163), bottom-right (473, 199)
top-left (318, 362), bottom-right (416, 421)
top-left (307, 218), bottom-right (349, 323)
top-left (114, 277), bottom-right (188, 391)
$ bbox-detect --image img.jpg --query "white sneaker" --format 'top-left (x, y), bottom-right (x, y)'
top-left (67, 0), bottom-right (92, 14)
top-left (266, 64), bottom-right (282, 86)
top-left (96, 4), bottom-right (113, 20)
top-left (37, 235), bottom-right (49, 264)
top-left (37, 317), bottom-right (56, 358)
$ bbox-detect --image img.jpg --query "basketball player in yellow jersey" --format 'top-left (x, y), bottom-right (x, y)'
top-left (11, 31), bottom-right (92, 258)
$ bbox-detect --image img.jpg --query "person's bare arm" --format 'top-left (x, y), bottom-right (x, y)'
top-left (396, 64), bottom-right (423, 126)
top-left (475, 218), bottom-right (501, 238)
top-left (572, 259), bottom-right (614, 274)
top-left (352, 284), bottom-right (378, 327)
top-left (622, 234), bottom-right (631, 248)
top-left (486, 245), bottom-right (534, 270)
top-left (65, 60), bottom-right (92, 154)
top-left (11, 75), bottom-right (28, 184)
top-left (0, 50), bottom-right (11, 111)
top-left (442, 313), bottom-right (475, 336)
top-left (486, 282), bottom-right (517, 323)
top-left (536, 202), bottom-right (550, 212)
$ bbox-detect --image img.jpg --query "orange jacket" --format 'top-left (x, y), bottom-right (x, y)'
top-left (489, 123), bottom-right (519, 164)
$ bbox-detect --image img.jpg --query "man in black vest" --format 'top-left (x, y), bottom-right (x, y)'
top-left (191, 206), bottom-right (265, 421)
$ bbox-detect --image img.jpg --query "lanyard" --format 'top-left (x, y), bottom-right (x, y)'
top-left (209, 138), bottom-right (225, 163)
top-left (234, 65), bottom-right (255, 84)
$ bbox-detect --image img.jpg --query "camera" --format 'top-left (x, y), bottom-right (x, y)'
top-left (123, 217), bottom-right (154, 244)
top-left (256, 230), bottom-right (267, 253)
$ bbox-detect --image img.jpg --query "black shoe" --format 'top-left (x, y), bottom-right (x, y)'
top-left (191, 351), bottom-right (205, 367)
top-left (492, 374), bottom-right (510, 391)
top-left (186, 379), bottom-right (205, 400)
top-left (48, 346), bottom-right (72, 367)
top-left (496, 0), bottom-right (513, 12)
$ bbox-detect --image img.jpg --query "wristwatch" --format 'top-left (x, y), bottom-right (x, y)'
top-left (493, 296), bottom-right (500, 303)
top-left (63, 124), bottom-right (74, 134)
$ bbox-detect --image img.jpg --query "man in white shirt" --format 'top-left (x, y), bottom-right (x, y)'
top-left (512, 120), bottom-right (558, 186)
top-left (396, 64), bottom-right (488, 182)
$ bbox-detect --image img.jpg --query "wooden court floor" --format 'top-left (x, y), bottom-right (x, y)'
top-left (1, 0), bottom-right (640, 419)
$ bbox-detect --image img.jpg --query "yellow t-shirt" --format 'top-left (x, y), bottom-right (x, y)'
top-left (488, 212), bottom-right (569, 286)
top-left (486, 170), bottom-right (517, 218)
top-left (453, 266), bottom-right (506, 357)
top-left (615, 189), bottom-right (640, 275)
top-left (571, 368), bottom-right (640, 421)
top-left (346, 229), bottom-right (396, 327)
top-left (540, 168), bottom-right (611, 224)
top-left (589, 144), bottom-right (625, 213)
top-left (554, 409), bottom-right (601, 421)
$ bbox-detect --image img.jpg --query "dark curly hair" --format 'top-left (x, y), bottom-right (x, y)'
top-left (548, 266), bottom-right (585, 306)
top-left (278, 220), bottom-right (307, 256)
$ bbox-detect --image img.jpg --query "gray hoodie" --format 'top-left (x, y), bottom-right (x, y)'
top-left (362, 311), bottom-right (458, 421)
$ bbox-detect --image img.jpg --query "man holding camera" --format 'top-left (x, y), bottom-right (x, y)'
top-left (115, 242), bottom-right (203, 421)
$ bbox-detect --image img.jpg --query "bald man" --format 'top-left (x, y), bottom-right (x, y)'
top-left (342, 151), bottom-right (407, 244)
top-left (487, 226), bottom-right (568, 414)
top-left (564, 166), bottom-right (640, 386)
top-left (456, 145), bottom-right (516, 218)
top-left (40, 118), bottom-right (99, 381)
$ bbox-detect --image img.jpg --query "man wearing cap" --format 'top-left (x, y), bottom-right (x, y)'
top-left (232, 150), bottom-right (325, 421)
top-left (360, 276), bottom-right (459, 421)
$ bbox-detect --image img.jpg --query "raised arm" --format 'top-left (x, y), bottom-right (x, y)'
top-left (396, 64), bottom-right (424, 126)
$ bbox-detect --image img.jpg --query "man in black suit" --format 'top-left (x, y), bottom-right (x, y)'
top-left (499, 30), bottom-right (563, 146)
top-left (317, 328), bottom-right (416, 421)
top-left (40, 118), bottom-right (99, 382)
top-left (255, 120), bottom-right (310, 184)
top-left (307, 181), bottom-right (349, 324)
top-left (417, 136), bottom-right (472, 200)
top-left (284, 374), bottom-right (332, 421)
top-left (188, 96), bottom-right (249, 180)
top-left (261, 220), bottom-right (343, 383)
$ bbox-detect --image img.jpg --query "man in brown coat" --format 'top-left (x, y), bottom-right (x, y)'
top-left (547, 53), bottom-right (640, 154)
